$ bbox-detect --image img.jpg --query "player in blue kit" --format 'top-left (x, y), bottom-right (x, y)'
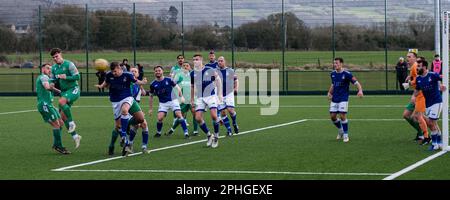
top-left (148, 66), bottom-right (190, 138)
top-left (216, 56), bottom-right (239, 136)
top-left (327, 58), bottom-right (363, 143)
top-left (191, 54), bottom-right (223, 148)
top-left (205, 50), bottom-right (218, 69)
top-left (413, 60), bottom-right (446, 150)
top-left (95, 62), bottom-right (148, 156)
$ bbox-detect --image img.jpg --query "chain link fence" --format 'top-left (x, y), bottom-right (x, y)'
top-left (0, 0), bottom-right (447, 94)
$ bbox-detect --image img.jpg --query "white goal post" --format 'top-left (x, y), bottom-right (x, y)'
top-left (441, 11), bottom-right (449, 151)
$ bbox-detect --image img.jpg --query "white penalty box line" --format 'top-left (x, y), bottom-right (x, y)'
top-left (51, 119), bottom-right (309, 172)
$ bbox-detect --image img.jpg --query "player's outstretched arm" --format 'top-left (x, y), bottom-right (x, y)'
top-left (136, 77), bottom-right (147, 85)
top-left (355, 82), bottom-right (363, 98)
top-left (95, 80), bottom-right (108, 89)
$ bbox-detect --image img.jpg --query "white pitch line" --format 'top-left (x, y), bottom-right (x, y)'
top-left (383, 150), bottom-right (448, 180)
top-left (59, 169), bottom-right (391, 176)
top-left (307, 119), bottom-right (404, 121)
top-left (51, 119), bottom-right (308, 172)
top-left (0, 109), bottom-right (37, 115)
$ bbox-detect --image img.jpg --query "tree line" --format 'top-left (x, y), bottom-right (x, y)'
top-left (0, 5), bottom-right (435, 53)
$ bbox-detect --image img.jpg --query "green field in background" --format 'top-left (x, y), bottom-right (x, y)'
top-left (4, 50), bottom-right (436, 69)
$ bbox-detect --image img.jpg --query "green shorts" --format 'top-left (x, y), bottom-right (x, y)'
top-left (180, 103), bottom-right (192, 113)
top-left (38, 103), bottom-right (61, 123)
top-left (406, 102), bottom-right (415, 112)
top-left (129, 100), bottom-right (142, 115)
top-left (61, 87), bottom-right (80, 106)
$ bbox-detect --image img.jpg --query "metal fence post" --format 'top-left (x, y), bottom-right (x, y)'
top-left (181, 1), bottom-right (185, 57)
top-left (38, 5), bottom-right (42, 70)
top-left (133, 3), bottom-right (137, 67)
top-left (80, 72), bottom-right (83, 92)
top-left (332, 0), bottom-right (335, 60)
top-left (85, 4), bottom-right (89, 93)
top-left (385, 0), bottom-right (388, 91)
top-left (31, 72), bottom-right (35, 92)
top-left (281, 0), bottom-right (286, 93)
top-left (231, 0), bottom-right (235, 69)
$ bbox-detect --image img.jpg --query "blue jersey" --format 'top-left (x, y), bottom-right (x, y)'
top-left (218, 67), bottom-right (237, 96)
top-left (149, 77), bottom-right (177, 103)
top-left (105, 72), bottom-right (137, 102)
top-left (330, 70), bottom-right (357, 103)
top-left (190, 67), bottom-right (216, 98)
top-left (416, 72), bottom-right (442, 107)
top-left (205, 61), bottom-right (218, 69)
top-left (131, 83), bottom-right (141, 102)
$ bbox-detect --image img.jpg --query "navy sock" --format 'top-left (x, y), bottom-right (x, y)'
top-left (231, 112), bottom-right (237, 126)
top-left (213, 120), bottom-right (220, 134)
top-left (431, 134), bottom-right (437, 145)
top-left (200, 122), bottom-right (209, 134)
top-left (341, 119), bottom-right (348, 134)
top-left (180, 118), bottom-right (188, 134)
top-left (142, 129), bottom-right (149, 146)
top-left (222, 116), bottom-right (232, 132)
top-left (120, 115), bottom-right (130, 142)
top-left (156, 121), bottom-right (163, 134)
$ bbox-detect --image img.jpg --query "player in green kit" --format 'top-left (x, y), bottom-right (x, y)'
top-left (50, 48), bottom-right (82, 148)
top-left (166, 62), bottom-right (199, 136)
top-left (37, 64), bottom-right (71, 154)
top-left (170, 55), bottom-right (184, 78)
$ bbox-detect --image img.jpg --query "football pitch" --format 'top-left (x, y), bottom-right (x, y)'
top-left (0, 95), bottom-right (449, 180)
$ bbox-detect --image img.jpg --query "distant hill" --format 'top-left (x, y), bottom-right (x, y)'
top-left (0, 0), bottom-right (445, 28)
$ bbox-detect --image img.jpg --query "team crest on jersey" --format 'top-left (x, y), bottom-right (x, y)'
top-left (165, 81), bottom-right (169, 85)
top-left (342, 75), bottom-right (345, 80)
top-left (429, 77), bottom-right (432, 82)
top-left (123, 77), bottom-right (127, 82)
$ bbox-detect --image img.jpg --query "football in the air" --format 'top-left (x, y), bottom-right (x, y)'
top-left (94, 58), bottom-right (108, 72)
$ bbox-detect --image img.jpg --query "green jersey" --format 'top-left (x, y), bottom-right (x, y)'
top-left (52, 59), bottom-right (79, 91)
top-left (170, 64), bottom-right (182, 78)
top-left (36, 74), bottom-right (54, 105)
top-left (174, 70), bottom-right (191, 101)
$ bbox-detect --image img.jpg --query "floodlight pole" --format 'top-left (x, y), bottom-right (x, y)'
top-left (441, 11), bottom-right (449, 150)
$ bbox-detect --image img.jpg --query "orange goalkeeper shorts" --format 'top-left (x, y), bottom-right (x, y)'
top-left (414, 92), bottom-right (426, 113)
